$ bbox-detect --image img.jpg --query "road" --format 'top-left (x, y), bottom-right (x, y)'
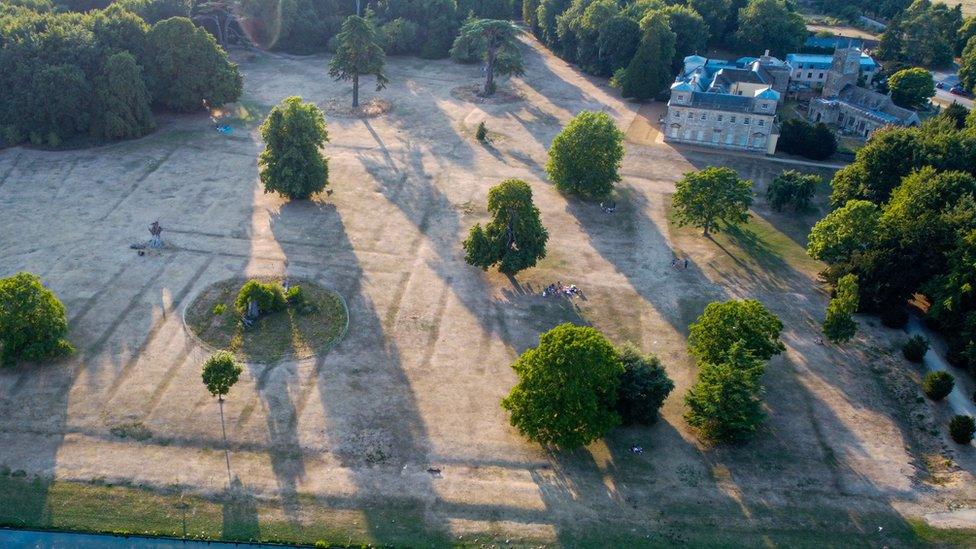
top-left (931, 67), bottom-right (974, 109)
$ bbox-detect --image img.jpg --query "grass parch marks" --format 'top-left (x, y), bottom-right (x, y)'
top-left (186, 278), bottom-right (347, 364)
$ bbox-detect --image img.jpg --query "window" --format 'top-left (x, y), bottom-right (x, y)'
top-left (672, 110), bottom-right (680, 118)
top-left (818, 72), bottom-right (824, 79)
top-left (758, 119), bottom-right (765, 126)
top-left (688, 111), bottom-right (694, 118)
top-left (717, 114), bottom-right (724, 121)
top-left (761, 103), bottom-right (768, 109)
top-left (677, 94), bottom-right (685, 101)
top-left (744, 117), bottom-right (750, 125)
top-left (700, 113), bottom-right (707, 120)
top-left (807, 72), bottom-right (813, 78)
top-left (730, 116), bottom-right (737, 123)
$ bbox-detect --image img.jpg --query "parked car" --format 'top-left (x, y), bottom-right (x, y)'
top-left (950, 86), bottom-right (971, 97)
top-left (936, 81), bottom-right (945, 89)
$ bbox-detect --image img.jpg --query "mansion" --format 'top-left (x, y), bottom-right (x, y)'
top-left (664, 47), bottom-right (918, 154)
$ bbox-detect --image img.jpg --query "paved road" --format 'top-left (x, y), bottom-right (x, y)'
top-left (0, 529), bottom-right (290, 549)
top-left (906, 316), bottom-right (976, 446)
top-left (931, 68), bottom-right (974, 109)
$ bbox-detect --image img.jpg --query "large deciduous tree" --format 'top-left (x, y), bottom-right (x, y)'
top-left (145, 16), bottom-right (242, 112)
top-left (329, 14), bottom-right (388, 108)
top-left (807, 200), bottom-right (882, 264)
top-left (765, 170), bottom-right (820, 213)
top-left (734, 0), bottom-right (807, 57)
top-left (545, 111), bottom-right (624, 199)
top-left (688, 299), bottom-right (785, 365)
top-left (684, 342), bottom-right (767, 442)
top-left (463, 179), bottom-right (549, 275)
top-left (501, 324), bottom-right (624, 449)
top-left (0, 272), bottom-right (73, 367)
top-left (672, 167), bottom-right (752, 236)
top-left (887, 67), bottom-right (935, 110)
top-left (616, 344), bottom-right (674, 426)
top-left (259, 96), bottom-right (330, 200)
top-left (451, 18), bottom-right (524, 96)
top-left (659, 5), bottom-right (708, 72)
top-left (90, 51), bottom-right (156, 140)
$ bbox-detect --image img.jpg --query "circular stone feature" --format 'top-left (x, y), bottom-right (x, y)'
top-left (184, 277), bottom-right (348, 364)
top-left (450, 84), bottom-right (525, 104)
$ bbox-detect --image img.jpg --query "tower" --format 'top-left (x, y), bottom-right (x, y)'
top-left (823, 48), bottom-right (860, 98)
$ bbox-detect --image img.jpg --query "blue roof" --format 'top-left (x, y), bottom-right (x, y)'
top-left (786, 52), bottom-right (877, 70)
top-left (804, 36), bottom-right (864, 50)
top-left (736, 57), bottom-right (758, 66)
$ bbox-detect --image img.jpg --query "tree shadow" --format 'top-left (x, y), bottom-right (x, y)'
top-left (221, 476), bottom-right (260, 541)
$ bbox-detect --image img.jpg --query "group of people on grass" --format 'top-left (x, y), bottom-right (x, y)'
top-left (542, 281), bottom-right (582, 298)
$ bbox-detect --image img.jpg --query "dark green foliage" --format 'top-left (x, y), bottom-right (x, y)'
top-left (618, 11), bottom-right (675, 101)
top-left (887, 68), bottom-right (935, 110)
top-left (451, 18), bottom-right (523, 96)
top-left (923, 371), bottom-right (955, 401)
top-left (463, 179), bottom-right (549, 275)
top-left (958, 16), bottom-right (976, 56)
top-left (0, 272), bottom-right (73, 367)
top-left (949, 415), bottom-right (975, 444)
top-left (501, 324), bottom-right (624, 449)
top-left (145, 17), bottom-right (242, 112)
top-left (672, 166), bottom-right (752, 236)
top-left (523, 0), bottom-right (541, 34)
top-left (259, 96), bottom-right (330, 200)
top-left (329, 15), bottom-right (388, 108)
top-left (615, 344), bottom-right (674, 425)
top-left (684, 342), bottom-right (767, 442)
top-left (201, 351), bottom-right (242, 400)
top-left (688, 299), bottom-right (785, 365)
top-left (537, 0), bottom-right (572, 49)
top-left (545, 111), bottom-right (624, 199)
top-left (90, 51), bottom-right (156, 139)
top-left (475, 121), bottom-right (488, 141)
top-left (271, 0), bottom-right (347, 54)
top-left (660, 5), bottom-right (707, 72)
top-left (285, 285), bottom-right (305, 306)
top-left (235, 280), bottom-right (287, 316)
top-left (734, 0), bottom-right (807, 57)
top-left (458, 0), bottom-right (514, 19)
top-left (902, 335), bottom-right (930, 363)
top-left (941, 102), bottom-right (969, 129)
top-left (689, 0), bottom-right (731, 40)
top-left (961, 36), bottom-right (976, 93)
top-left (878, 1), bottom-right (960, 67)
top-left (766, 170), bottom-right (819, 212)
top-left (113, 0), bottom-right (190, 24)
top-left (776, 119), bottom-right (837, 161)
top-left (823, 274), bottom-right (859, 343)
top-left (596, 15), bottom-right (640, 75)
top-left (881, 306), bottom-right (909, 329)
top-left (380, 18), bottom-right (420, 55)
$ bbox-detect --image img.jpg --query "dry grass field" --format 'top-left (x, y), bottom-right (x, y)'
top-left (1, 35), bottom-right (975, 546)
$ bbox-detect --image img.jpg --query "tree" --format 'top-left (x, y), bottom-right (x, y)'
top-left (878, 1), bottom-right (959, 67)
top-left (823, 274), bottom-right (859, 343)
top-left (807, 200), bottom-right (882, 263)
top-left (451, 19), bottom-right (523, 96)
top-left (827, 126), bottom-right (924, 207)
top-left (689, 0), bottom-right (731, 41)
top-left (887, 68), bottom-right (935, 110)
top-left (618, 11), bottom-right (675, 101)
top-left (766, 170), bottom-right (819, 212)
top-left (463, 179), bottom-right (549, 275)
top-left (940, 102), bottom-right (969, 129)
top-left (659, 5), bottom-right (708, 72)
top-left (201, 351), bottom-right (243, 401)
top-left (616, 344), bottom-right (674, 425)
top-left (688, 299), bottom-right (785, 365)
top-left (961, 36), bottom-right (976, 93)
top-left (734, 0), bottom-right (807, 57)
top-left (596, 15), bottom-right (641, 75)
top-left (115, 0), bottom-right (191, 24)
top-left (501, 324), bottom-right (624, 449)
top-left (545, 111), bottom-right (624, 199)
top-left (958, 16), bottom-right (976, 56)
top-left (672, 167), bottom-right (752, 236)
top-left (776, 119), bottom-right (837, 161)
top-left (902, 335), bottom-right (930, 362)
top-left (329, 15), bottom-right (388, 108)
top-left (90, 52), bottom-right (156, 140)
top-left (145, 17), bottom-right (242, 112)
top-left (684, 342), bottom-right (766, 442)
top-left (0, 272), bottom-right (73, 367)
top-left (259, 97), bottom-right (330, 200)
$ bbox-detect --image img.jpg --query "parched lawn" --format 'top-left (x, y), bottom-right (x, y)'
top-left (185, 277), bottom-right (347, 363)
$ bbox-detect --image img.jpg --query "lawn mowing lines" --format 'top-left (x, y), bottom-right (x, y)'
top-left (97, 145), bottom-right (181, 223)
top-left (414, 284), bottom-right (450, 374)
top-left (101, 255), bottom-right (215, 404)
top-left (0, 151), bottom-right (21, 191)
top-left (66, 260), bottom-right (135, 326)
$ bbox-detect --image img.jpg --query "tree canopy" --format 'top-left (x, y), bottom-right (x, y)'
top-left (545, 111), bottom-right (624, 199)
top-left (688, 299), bottom-right (785, 365)
top-left (0, 272), bottom-right (73, 367)
top-left (463, 179), bottom-right (549, 275)
top-left (259, 97), bottom-right (330, 200)
top-left (617, 11), bottom-right (675, 101)
top-left (823, 274), bottom-right (860, 343)
top-left (887, 67), bottom-right (935, 110)
top-left (672, 167), bottom-right (753, 236)
top-left (734, 0), bottom-right (807, 57)
top-left (501, 324), bottom-right (624, 449)
top-left (201, 351), bottom-right (243, 400)
top-left (616, 344), bottom-right (674, 426)
top-left (451, 18), bottom-right (524, 96)
top-left (807, 200), bottom-right (882, 264)
top-left (766, 170), bottom-right (820, 213)
top-left (329, 14), bottom-right (388, 108)
top-left (684, 342), bottom-right (767, 442)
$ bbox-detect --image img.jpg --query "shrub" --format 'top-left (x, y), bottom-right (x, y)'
top-left (212, 303), bottom-right (226, 316)
top-left (777, 119), bottom-right (837, 161)
top-left (235, 281), bottom-right (286, 316)
top-left (948, 415), bottom-right (975, 444)
top-left (766, 170), bottom-right (820, 212)
top-left (0, 272), bottom-right (74, 367)
top-left (615, 345), bottom-right (674, 425)
top-left (922, 371), bottom-right (955, 401)
top-left (902, 335), bottom-right (930, 363)
top-left (285, 285), bottom-right (305, 306)
top-left (201, 351), bottom-right (243, 400)
top-left (476, 121), bottom-right (488, 142)
top-left (684, 342), bottom-right (767, 442)
top-left (880, 306), bottom-right (909, 329)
